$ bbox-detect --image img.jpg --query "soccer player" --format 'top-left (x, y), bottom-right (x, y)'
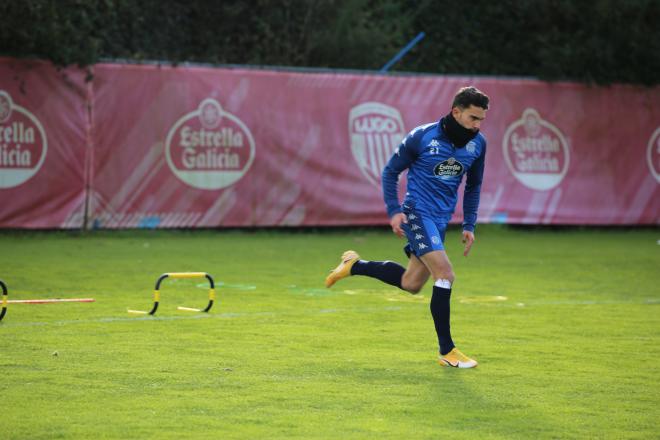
top-left (325, 86), bottom-right (489, 369)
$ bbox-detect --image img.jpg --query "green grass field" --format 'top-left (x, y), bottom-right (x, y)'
top-left (1, 226), bottom-right (658, 439)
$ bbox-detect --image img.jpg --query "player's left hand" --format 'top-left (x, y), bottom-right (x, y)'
top-left (462, 230), bottom-right (475, 257)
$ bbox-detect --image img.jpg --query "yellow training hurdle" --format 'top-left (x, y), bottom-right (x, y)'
top-left (128, 272), bottom-right (216, 316)
top-left (0, 280), bottom-right (7, 322)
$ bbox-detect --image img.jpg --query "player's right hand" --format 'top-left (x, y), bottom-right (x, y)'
top-left (390, 212), bottom-right (407, 238)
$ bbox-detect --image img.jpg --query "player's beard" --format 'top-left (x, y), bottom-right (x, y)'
top-left (441, 112), bottom-right (479, 148)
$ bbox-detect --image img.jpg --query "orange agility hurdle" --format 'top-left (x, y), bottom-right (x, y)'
top-left (128, 272), bottom-right (216, 316)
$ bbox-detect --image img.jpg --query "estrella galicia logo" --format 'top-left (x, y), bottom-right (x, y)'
top-left (433, 157), bottom-right (464, 178)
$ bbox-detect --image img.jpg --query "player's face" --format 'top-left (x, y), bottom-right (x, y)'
top-left (452, 105), bottom-right (487, 132)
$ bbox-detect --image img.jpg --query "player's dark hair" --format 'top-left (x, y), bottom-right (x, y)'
top-left (452, 86), bottom-right (489, 110)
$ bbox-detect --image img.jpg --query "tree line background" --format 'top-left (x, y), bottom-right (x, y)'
top-left (1, 0), bottom-right (658, 85)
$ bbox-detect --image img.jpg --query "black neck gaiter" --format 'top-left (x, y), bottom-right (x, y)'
top-left (441, 112), bottom-right (478, 148)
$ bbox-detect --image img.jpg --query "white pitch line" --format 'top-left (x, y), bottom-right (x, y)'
top-left (0, 306), bottom-right (404, 328)
top-left (514, 299), bottom-right (660, 306)
top-left (3, 299), bottom-right (657, 328)
top-left (456, 298), bottom-right (659, 307)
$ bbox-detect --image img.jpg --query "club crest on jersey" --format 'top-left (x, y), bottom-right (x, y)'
top-left (466, 141), bottom-right (476, 154)
top-left (349, 102), bottom-right (405, 187)
top-left (433, 157), bottom-right (464, 178)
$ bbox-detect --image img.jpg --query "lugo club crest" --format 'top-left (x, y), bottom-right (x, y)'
top-left (349, 102), bottom-right (405, 187)
top-left (165, 98), bottom-right (255, 190)
top-left (0, 90), bottom-right (48, 188)
top-left (502, 108), bottom-right (569, 191)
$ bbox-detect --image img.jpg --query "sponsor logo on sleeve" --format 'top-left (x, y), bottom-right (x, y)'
top-left (0, 90), bottom-right (48, 188)
top-left (502, 108), bottom-right (569, 191)
top-left (165, 98), bottom-right (255, 190)
top-left (349, 102), bottom-right (405, 187)
top-left (647, 127), bottom-right (660, 183)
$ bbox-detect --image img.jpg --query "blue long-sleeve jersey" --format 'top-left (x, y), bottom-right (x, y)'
top-left (382, 120), bottom-right (487, 232)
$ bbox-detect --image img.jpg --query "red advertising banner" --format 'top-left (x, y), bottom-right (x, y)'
top-left (0, 58), bottom-right (89, 228)
top-left (475, 80), bottom-right (660, 225)
top-left (89, 64), bottom-right (659, 227)
top-left (1, 58), bottom-right (658, 228)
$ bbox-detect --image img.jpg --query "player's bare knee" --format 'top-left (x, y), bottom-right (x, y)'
top-left (401, 273), bottom-right (425, 294)
top-left (400, 278), bottom-right (421, 294)
top-left (405, 283), bottom-right (424, 294)
top-left (444, 264), bottom-right (455, 283)
top-left (438, 270), bottom-right (455, 284)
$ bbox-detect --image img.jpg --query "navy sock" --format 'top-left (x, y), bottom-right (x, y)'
top-left (430, 285), bottom-right (455, 355)
top-left (350, 260), bottom-right (405, 289)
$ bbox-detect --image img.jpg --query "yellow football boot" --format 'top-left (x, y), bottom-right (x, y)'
top-left (324, 250), bottom-right (360, 288)
top-left (438, 348), bottom-right (478, 369)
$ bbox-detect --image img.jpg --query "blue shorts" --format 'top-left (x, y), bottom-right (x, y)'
top-left (401, 203), bottom-right (448, 258)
